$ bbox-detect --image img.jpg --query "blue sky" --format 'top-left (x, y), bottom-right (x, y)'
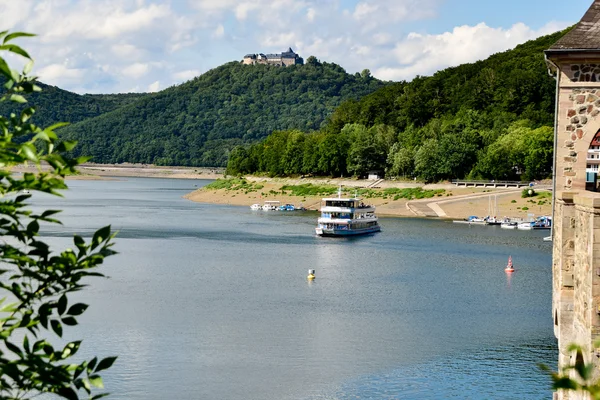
top-left (0, 0), bottom-right (594, 94)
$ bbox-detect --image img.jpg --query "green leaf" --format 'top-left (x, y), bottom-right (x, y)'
top-left (3, 32), bottom-right (36, 44)
top-left (26, 219), bottom-right (39, 236)
top-left (45, 121), bottom-right (70, 131)
top-left (67, 303), bottom-right (88, 316)
top-left (0, 44), bottom-right (32, 60)
top-left (20, 143), bottom-right (38, 161)
top-left (95, 356), bottom-right (117, 372)
top-left (88, 357), bottom-right (98, 372)
top-left (0, 57), bottom-right (12, 79)
top-left (89, 375), bottom-right (104, 389)
top-left (57, 294), bottom-right (68, 315)
top-left (56, 386), bottom-right (78, 400)
top-left (5, 340), bottom-right (23, 356)
top-left (552, 376), bottom-right (579, 390)
top-left (61, 316), bottom-right (77, 326)
top-left (23, 60), bottom-right (33, 75)
top-left (9, 94), bottom-right (27, 104)
top-left (23, 335), bottom-right (30, 353)
top-left (91, 225), bottom-right (112, 250)
top-left (51, 319), bottom-right (63, 337)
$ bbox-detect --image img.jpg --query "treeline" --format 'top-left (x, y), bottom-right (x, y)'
top-left (227, 29), bottom-right (566, 181)
top-left (56, 59), bottom-right (386, 166)
top-left (0, 81), bottom-right (148, 128)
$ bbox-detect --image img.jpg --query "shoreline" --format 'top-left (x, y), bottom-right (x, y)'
top-left (10, 163), bottom-right (552, 220)
top-left (184, 176), bottom-right (553, 221)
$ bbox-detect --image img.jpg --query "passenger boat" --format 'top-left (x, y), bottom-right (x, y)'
top-left (315, 187), bottom-right (381, 237)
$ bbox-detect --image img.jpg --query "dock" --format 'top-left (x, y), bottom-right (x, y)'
top-left (451, 179), bottom-right (529, 188)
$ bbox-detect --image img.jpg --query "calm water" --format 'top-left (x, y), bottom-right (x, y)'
top-left (29, 177), bottom-right (556, 399)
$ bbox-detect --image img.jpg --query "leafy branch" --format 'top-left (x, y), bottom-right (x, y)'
top-left (0, 31), bottom-right (117, 400)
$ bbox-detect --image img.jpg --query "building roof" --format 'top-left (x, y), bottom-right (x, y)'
top-left (549, 0), bottom-right (600, 50)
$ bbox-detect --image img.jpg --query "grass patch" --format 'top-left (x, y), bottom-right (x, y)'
top-left (204, 178), bottom-right (263, 192)
top-left (280, 184), bottom-right (338, 197)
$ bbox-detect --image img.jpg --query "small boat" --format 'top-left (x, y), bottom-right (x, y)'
top-left (262, 201), bottom-right (280, 211)
top-left (485, 216), bottom-right (502, 226)
top-left (250, 204), bottom-right (262, 211)
top-left (278, 204), bottom-right (296, 211)
top-left (453, 216), bottom-right (487, 225)
top-left (505, 256), bottom-right (515, 273)
top-left (517, 221), bottom-right (534, 230)
top-left (315, 186), bottom-right (381, 237)
top-left (532, 216), bottom-right (552, 230)
top-left (500, 221), bottom-right (517, 229)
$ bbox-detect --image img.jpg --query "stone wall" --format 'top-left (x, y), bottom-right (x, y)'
top-left (554, 191), bottom-right (600, 400)
top-left (551, 55), bottom-right (600, 400)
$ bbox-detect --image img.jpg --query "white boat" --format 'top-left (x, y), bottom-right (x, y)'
top-left (262, 201), bottom-right (280, 211)
top-left (453, 216), bottom-right (486, 225)
top-left (517, 221), bottom-right (534, 230)
top-left (250, 204), bottom-right (262, 211)
top-left (315, 187), bottom-right (381, 237)
top-left (500, 221), bottom-right (518, 229)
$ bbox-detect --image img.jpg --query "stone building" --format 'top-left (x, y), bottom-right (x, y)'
top-left (545, 1), bottom-right (600, 398)
top-left (242, 47), bottom-right (304, 66)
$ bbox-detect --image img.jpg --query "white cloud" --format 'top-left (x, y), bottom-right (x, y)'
top-left (0, 0), bottom-right (577, 94)
top-left (213, 24), bottom-right (225, 38)
top-left (372, 21), bottom-right (567, 81)
top-left (37, 63), bottom-right (85, 83)
top-left (147, 80), bottom-right (160, 92)
top-left (172, 69), bottom-right (201, 81)
top-left (122, 63), bottom-right (149, 78)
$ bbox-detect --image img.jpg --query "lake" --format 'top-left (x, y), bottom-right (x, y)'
top-left (30, 177), bottom-right (556, 399)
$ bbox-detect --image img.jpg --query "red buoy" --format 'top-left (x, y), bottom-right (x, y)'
top-left (505, 256), bottom-right (515, 273)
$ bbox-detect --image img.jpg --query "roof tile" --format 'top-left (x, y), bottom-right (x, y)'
top-left (550, 1), bottom-right (600, 49)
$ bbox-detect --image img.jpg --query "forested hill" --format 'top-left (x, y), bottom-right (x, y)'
top-left (227, 28), bottom-right (569, 182)
top-left (57, 61), bottom-right (385, 166)
top-left (0, 82), bottom-right (148, 127)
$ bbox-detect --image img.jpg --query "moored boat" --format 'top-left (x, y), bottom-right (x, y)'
top-left (517, 221), bottom-right (534, 230)
top-left (315, 187), bottom-right (381, 237)
top-left (250, 203), bottom-right (262, 211)
top-left (262, 201), bottom-right (280, 211)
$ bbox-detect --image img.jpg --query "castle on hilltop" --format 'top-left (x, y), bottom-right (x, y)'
top-left (242, 48), bottom-right (304, 67)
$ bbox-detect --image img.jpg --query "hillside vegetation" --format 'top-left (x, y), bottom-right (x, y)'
top-left (227, 29), bottom-right (567, 182)
top-left (0, 82), bottom-right (148, 127)
top-left (56, 60), bottom-right (385, 166)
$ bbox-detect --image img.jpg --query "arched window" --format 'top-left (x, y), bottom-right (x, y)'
top-left (586, 129), bottom-right (600, 191)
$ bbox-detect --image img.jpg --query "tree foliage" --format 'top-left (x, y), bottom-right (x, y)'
top-left (0, 32), bottom-right (117, 399)
top-left (227, 28), bottom-right (569, 181)
top-left (50, 61), bottom-right (385, 167)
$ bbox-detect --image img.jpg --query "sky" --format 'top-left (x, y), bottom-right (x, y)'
top-left (0, 0), bottom-right (594, 94)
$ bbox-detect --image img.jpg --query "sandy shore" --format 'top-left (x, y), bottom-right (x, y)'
top-left (10, 163), bottom-right (225, 180)
top-left (10, 163), bottom-right (551, 220)
top-left (184, 177), bottom-right (553, 220)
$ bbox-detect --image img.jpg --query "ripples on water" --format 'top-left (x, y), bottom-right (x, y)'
top-left (29, 178), bottom-right (556, 400)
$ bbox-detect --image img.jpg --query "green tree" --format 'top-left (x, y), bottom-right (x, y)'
top-left (386, 143), bottom-right (415, 178)
top-left (0, 32), bottom-right (117, 399)
top-left (345, 124), bottom-right (387, 177)
top-left (414, 139), bottom-right (442, 182)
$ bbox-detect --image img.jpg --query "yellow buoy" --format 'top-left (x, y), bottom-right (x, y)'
top-left (307, 269), bottom-right (315, 280)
